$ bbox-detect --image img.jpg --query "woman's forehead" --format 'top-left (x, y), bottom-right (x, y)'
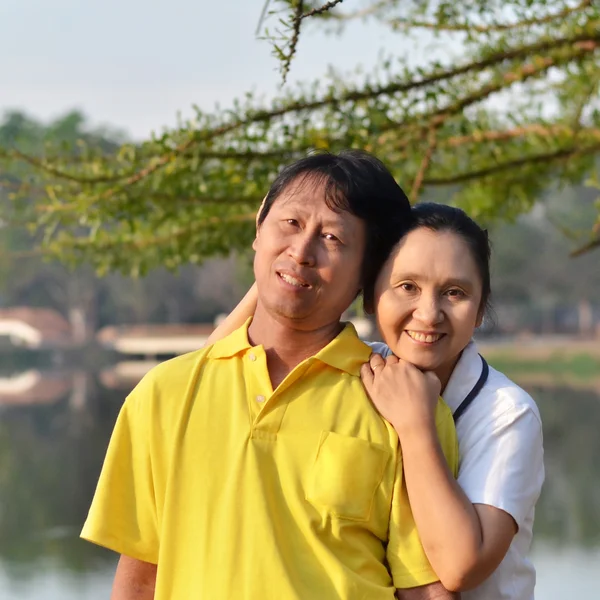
top-left (388, 228), bottom-right (479, 275)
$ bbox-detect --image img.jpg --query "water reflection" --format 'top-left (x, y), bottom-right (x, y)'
top-left (0, 363), bottom-right (599, 598)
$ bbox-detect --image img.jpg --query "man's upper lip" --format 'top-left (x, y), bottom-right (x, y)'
top-left (277, 269), bottom-right (313, 287)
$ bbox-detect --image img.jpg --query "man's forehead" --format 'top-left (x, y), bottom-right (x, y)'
top-left (275, 175), bottom-right (330, 204)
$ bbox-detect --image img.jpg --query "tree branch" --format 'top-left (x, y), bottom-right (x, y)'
top-left (301, 0), bottom-right (344, 19)
top-left (389, 0), bottom-right (593, 34)
top-left (323, 0), bottom-right (389, 21)
top-left (571, 235), bottom-right (600, 257)
top-left (93, 26), bottom-right (599, 194)
top-left (280, 1), bottom-right (305, 85)
top-left (423, 143), bottom-right (600, 186)
top-left (444, 125), bottom-right (600, 148)
top-left (60, 212), bottom-right (256, 252)
top-left (255, 0), bottom-right (273, 36)
top-left (410, 125), bottom-right (438, 202)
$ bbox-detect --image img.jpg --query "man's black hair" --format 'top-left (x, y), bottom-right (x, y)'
top-left (257, 150), bottom-right (411, 308)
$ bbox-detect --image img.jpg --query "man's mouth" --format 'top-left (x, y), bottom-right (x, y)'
top-left (277, 272), bottom-right (311, 288)
top-left (406, 331), bottom-right (445, 344)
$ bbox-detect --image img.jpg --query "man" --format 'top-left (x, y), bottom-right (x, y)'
top-left (82, 151), bottom-right (459, 599)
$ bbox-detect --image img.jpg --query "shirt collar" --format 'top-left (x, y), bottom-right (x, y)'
top-left (209, 317), bottom-right (254, 359)
top-left (313, 322), bottom-right (371, 376)
top-left (210, 318), bottom-right (370, 377)
top-left (442, 341), bottom-right (484, 413)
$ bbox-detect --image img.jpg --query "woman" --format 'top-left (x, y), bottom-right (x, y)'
top-left (207, 202), bottom-right (544, 599)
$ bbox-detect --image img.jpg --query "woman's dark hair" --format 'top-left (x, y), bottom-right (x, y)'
top-left (257, 150), bottom-right (412, 307)
top-left (406, 203), bottom-right (492, 314)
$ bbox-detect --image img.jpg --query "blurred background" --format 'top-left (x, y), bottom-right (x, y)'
top-left (0, 1), bottom-right (599, 598)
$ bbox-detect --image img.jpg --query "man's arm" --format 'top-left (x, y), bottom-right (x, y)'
top-left (396, 582), bottom-right (460, 600)
top-left (111, 555), bottom-right (157, 600)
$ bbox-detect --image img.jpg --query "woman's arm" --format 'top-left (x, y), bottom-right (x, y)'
top-left (205, 283), bottom-right (258, 345)
top-left (396, 583), bottom-right (460, 599)
top-left (397, 421), bottom-right (516, 591)
top-left (361, 354), bottom-right (518, 592)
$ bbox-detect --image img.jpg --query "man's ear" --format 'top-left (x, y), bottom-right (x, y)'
top-left (362, 288), bottom-right (375, 315)
top-left (253, 194), bottom-right (267, 252)
top-left (256, 194), bottom-right (267, 227)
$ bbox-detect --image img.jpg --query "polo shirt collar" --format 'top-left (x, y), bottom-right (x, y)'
top-left (209, 318), bottom-right (370, 376)
top-left (209, 317), bottom-right (253, 359)
top-left (442, 341), bottom-right (484, 413)
top-left (314, 322), bottom-right (371, 376)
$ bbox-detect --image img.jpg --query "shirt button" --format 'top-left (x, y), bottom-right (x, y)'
top-left (256, 395), bottom-right (266, 403)
top-left (248, 353), bottom-right (256, 361)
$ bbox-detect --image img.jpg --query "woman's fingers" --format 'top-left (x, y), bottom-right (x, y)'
top-left (369, 353), bottom-right (386, 372)
top-left (360, 362), bottom-right (374, 390)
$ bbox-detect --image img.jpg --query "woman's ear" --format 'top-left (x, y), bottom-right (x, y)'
top-left (476, 307), bottom-right (485, 328)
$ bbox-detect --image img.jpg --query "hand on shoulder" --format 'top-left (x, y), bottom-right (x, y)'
top-left (361, 353), bottom-right (441, 436)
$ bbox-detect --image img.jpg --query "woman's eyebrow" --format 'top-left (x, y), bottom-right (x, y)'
top-left (390, 272), bottom-right (475, 288)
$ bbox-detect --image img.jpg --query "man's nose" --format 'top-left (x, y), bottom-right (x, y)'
top-left (288, 232), bottom-right (317, 267)
top-left (413, 294), bottom-right (443, 325)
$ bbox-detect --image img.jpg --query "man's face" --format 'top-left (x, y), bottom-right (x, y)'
top-left (252, 177), bottom-right (366, 331)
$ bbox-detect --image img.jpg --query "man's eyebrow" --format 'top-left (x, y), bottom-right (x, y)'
top-left (321, 217), bottom-right (350, 231)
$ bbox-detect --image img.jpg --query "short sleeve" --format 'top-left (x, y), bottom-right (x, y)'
top-left (387, 398), bottom-right (459, 588)
top-left (81, 375), bottom-right (159, 563)
top-left (457, 400), bottom-right (544, 528)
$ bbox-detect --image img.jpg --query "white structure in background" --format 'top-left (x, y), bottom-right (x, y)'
top-left (0, 369), bottom-right (73, 406)
top-left (0, 308), bottom-right (73, 349)
top-left (97, 324), bottom-right (215, 357)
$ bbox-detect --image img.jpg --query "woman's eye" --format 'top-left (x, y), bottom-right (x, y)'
top-left (285, 219), bottom-right (299, 227)
top-left (446, 289), bottom-right (465, 298)
top-left (323, 233), bottom-right (339, 242)
top-left (400, 283), bottom-right (416, 292)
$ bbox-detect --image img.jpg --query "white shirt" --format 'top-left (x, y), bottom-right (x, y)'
top-left (367, 341), bottom-right (545, 600)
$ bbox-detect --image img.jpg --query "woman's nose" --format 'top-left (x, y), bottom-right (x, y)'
top-left (413, 296), bottom-right (443, 325)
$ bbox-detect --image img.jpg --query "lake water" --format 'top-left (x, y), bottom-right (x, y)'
top-left (0, 364), bottom-right (598, 599)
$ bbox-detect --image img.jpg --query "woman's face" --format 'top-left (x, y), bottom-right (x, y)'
top-left (373, 227), bottom-right (484, 387)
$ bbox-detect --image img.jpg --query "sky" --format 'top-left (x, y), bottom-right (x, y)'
top-left (0, 0), bottom-right (441, 140)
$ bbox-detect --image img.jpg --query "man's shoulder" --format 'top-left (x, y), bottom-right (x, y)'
top-left (133, 346), bottom-right (213, 396)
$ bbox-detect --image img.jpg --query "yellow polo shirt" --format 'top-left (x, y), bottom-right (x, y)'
top-left (82, 320), bottom-right (458, 599)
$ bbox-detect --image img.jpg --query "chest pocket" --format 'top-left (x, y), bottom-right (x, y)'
top-left (306, 431), bottom-right (390, 522)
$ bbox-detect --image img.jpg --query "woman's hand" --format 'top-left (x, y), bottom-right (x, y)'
top-left (360, 353), bottom-right (441, 437)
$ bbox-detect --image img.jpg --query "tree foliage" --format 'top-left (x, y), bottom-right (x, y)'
top-left (1, 0), bottom-right (599, 276)
top-left (0, 113), bottom-right (248, 331)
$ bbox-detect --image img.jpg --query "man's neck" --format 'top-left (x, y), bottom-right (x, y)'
top-left (248, 303), bottom-right (343, 389)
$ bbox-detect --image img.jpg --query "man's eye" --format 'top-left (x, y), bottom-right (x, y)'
top-left (400, 283), bottom-right (416, 292)
top-left (323, 233), bottom-right (339, 242)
